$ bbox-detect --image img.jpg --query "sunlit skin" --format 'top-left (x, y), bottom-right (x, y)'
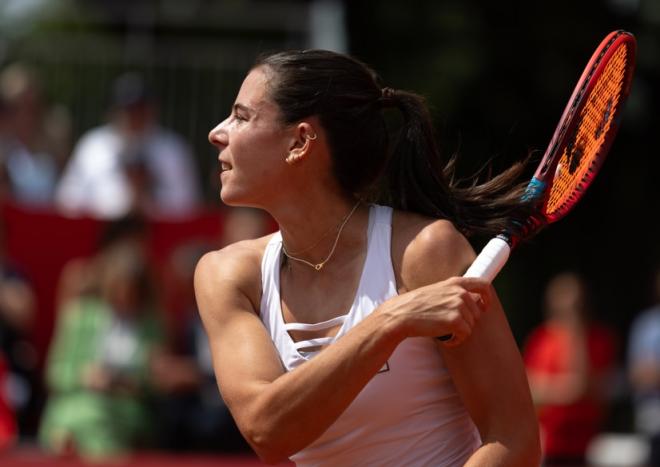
top-left (209, 68), bottom-right (310, 209)
top-left (198, 65), bottom-right (540, 465)
top-left (208, 67), bottom-right (358, 261)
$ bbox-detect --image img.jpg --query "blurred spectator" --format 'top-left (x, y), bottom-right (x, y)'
top-left (523, 272), bottom-right (618, 466)
top-left (0, 63), bottom-right (69, 207)
top-left (55, 72), bottom-right (201, 220)
top-left (150, 207), bottom-right (268, 452)
top-left (55, 212), bottom-right (149, 312)
top-left (0, 353), bottom-right (17, 449)
top-left (0, 215), bottom-right (39, 441)
top-left (39, 242), bottom-right (164, 460)
top-left (628, 268), bottom-right (660, 466)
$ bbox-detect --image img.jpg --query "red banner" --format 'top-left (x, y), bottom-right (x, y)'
top-left (2, 202), bottom-right (227, 364)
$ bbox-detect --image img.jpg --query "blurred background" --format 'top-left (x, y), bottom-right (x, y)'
top-left (0, 0), bottom-right (658, 465)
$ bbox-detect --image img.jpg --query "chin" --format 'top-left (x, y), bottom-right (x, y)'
top-left (220, 188), bottom-right (261, 209)
top-left (219, 192), bottom-right (242, 207)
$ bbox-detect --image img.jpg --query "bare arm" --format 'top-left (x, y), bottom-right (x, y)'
top-left (195, 243), bottom-right (400, 462)
top-left (195, 238), bottom-right (488, 463)
top-left (445, 296), bottom-right (541, 466)
top-left (395, 217), bottom-right (541, 466)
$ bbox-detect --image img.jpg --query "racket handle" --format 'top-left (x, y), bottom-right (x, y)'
top-left (437, 237), bottom-right (511, 342)
top-left (463, 236), bottom-right (511, 283)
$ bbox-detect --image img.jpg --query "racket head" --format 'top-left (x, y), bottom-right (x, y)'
top-left (532, 30), bottom-right (636, 224)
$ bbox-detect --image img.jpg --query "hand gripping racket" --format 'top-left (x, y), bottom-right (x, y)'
top-left (439, 30), bottom-right (637, 341)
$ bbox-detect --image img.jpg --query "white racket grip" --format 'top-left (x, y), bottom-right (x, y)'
top-left (463, 237), bottom-right (511, 283)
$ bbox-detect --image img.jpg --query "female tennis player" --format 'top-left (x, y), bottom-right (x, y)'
top-left (195, 50), bottom-right (541, 466)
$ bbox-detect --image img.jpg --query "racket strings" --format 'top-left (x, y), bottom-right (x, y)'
top-left (545, 43), bottom-right (631, 219)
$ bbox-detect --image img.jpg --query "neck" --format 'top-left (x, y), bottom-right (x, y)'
top-left (282, 200), bottom-right (361, 271)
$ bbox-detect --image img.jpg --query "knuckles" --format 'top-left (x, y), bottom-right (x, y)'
top-left (405, 275), bottom-right (489, 342)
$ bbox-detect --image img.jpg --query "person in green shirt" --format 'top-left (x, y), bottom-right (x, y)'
top-left (39, 242), bottom-right (163, 460)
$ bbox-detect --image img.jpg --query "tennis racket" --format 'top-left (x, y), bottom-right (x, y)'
top-left (439, 30), bottom-right (637, 340)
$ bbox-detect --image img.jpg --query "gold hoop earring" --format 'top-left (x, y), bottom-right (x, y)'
top-left (306, 133), bottom-right (317, 141)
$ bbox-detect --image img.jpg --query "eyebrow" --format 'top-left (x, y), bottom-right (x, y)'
top-left (233, 103), bottom-right (253, 114)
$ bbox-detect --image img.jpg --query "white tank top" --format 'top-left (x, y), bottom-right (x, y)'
top-left (260, 205), bottom-right (480, 466)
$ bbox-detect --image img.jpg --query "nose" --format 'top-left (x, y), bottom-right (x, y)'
top-left (208, 119), bottom-right (229, 148)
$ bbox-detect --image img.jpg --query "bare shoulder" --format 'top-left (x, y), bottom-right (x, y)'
top-left (194, 234), bottom-right (274, 320)
top-left (391, 210), bottom-right (476, 291)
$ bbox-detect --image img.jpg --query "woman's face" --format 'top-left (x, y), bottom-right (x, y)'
top-left (208, 67), bottom-right (294, 207)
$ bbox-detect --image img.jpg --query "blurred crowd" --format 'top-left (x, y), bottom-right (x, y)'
top-left (0, 63), bottom-right (206, 219)
top-left (0, 61), bottom-right (273, 460)
top-left (0, 62), bottom-right (658, 466)
top-left (36, 207), bottom-right (269, 461)
top-left (522, 270), bottom-right (660, 467)
top-left (0, 206), bottom-right (270, 461)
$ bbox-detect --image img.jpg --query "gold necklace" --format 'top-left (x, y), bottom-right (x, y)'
top-left (282, 201), bottom-right (360, 271)
top-left (282, 214), bottom-right (343, 257)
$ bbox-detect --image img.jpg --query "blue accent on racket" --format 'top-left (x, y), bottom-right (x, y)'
top-left (522, 177), bottom-right (547, 202)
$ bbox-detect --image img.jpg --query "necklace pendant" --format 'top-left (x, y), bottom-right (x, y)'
top-left (281, 201), bottom-right (360, 273)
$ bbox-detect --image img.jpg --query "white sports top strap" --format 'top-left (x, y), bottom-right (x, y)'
top-left (293, 337), bottom-right (335, 350)
top-left (283, 314), bottom-right (346, 332)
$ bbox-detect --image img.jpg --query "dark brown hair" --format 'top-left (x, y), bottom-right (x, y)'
top-left (255, 49), bottom-right (529, 237)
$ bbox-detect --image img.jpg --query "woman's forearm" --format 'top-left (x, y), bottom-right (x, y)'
top-left (240, 304), bottom-right (403, 462)
top-left (235, 276), bottom-right (490, 462)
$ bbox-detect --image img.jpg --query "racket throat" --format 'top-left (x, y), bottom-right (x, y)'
top-left (503, 176), bottom-right (549, 248)
top-left (522, 177), bottom-right (547, 202)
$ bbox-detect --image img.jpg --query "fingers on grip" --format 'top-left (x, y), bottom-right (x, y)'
top-left (436, 279), bottom-right (490, 345)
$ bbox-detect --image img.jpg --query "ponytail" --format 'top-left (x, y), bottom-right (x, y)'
top-left (368, 88), bottom-right (529, 237)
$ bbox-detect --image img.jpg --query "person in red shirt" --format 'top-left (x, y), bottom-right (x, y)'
top-left (524, 271), bottom-right (617, 465)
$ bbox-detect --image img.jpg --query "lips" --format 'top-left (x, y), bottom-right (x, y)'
top-left (220, 161), bottom-right (232, 172)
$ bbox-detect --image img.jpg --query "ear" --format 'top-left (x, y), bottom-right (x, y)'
top-left (286, 122), bottom-right (317, 165)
